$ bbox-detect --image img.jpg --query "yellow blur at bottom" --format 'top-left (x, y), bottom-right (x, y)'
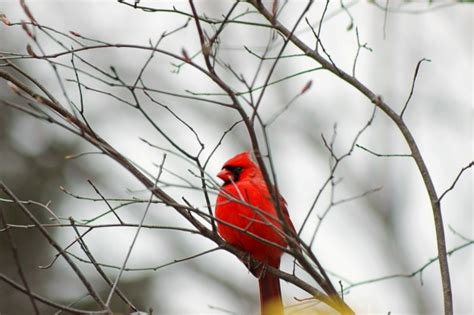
top-left (262, 298), bottom-right (284, 315)
top-left (283, 298), bottom-right (349, 315)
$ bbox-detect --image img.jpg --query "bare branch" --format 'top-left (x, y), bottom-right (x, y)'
top-left (356, 144), bottom-right (412, 158)
top-left (248, 2), bottom-right (453, 313)
top-left (105, 154), bottom-right (166, 306)
top-left (352, 27), bottom-right (372, 77)
top-left (1, 3), bottom-right (468, 314)
top-left (0, 273), bottom-right (107, 314)
top-left (87, 180), bottom-right (124, 224)
top-left (0, 183), bottom-right (109, 312)
top-left (341, 239), bottom-right (473, 292)
top-left (438, 161), bottom-right (474, 203)
top-left (0, 207), bottom-right (40, 314)
top-left (69, 217), bottom-right (137, 310)
top-left (400, 58), bottom-right (431, 118)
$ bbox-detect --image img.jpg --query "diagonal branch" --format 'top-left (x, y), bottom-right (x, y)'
top-left (0, 59), bottom-right (339, 311)
top-left (0, 183), bottom-right (110, 313)
top-left (0, 207), bottom-right (40, 314)
top-left (401, 58), bottom-right (431, 118)
top-left (438, 161), bottom-right (474, 203)
top-left (105, 154), bottom-right (166, 306)
top-left (248, 1), bottom-right (453, 314)
top-left (69, 218), bottom-right (137, 311)
top-left (0, 273), bottom-right (107, 315)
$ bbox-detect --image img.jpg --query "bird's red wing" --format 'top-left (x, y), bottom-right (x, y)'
top-left (276, 192), bottom-right (297, 236)
top-left (216, 179), bottom-right (290, 266)
top-left (246, 180), bottom-right (297, 244)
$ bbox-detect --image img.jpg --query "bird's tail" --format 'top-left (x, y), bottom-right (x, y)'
top-left (258, 273), bottom-right (283, 315)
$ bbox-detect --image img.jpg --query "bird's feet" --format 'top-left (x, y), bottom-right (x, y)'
top-left (239, 252), bottom-right (262, 277)
top-left (238, 252), bottom-right (272, 279)
top-left (255, 262), bottom-right (269, 279)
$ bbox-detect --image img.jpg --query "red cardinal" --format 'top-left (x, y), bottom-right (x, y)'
top-left (215, 152), bottom-right (295, 315)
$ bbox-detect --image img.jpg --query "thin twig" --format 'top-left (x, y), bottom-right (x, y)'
top-left (315, 0), bottom-right (329, 52)
top-left (356, 144), bottom-right (411, 158)
top-left (248, 2), bottom-right (453, 313)
top-left (0, 207), bottom-right (40, 314)
top-left (438, 161), bottom-right (474, 203)
top-left (105, 154), bottom-right (166, 306)
top-left (0, 273), bottom-right (106, 314)
top-left (69, 217), bottom-right (137, 311)
top-left (383, 0), bottom-right (389, 39)
top-left (400, 58), bottom-right (431, 118)
top-left (352, 27), bottom-right (372, 77)
top-left (87, 180), bottom-right (124, 224)
top-left (0, 182), bottom-right (109, 312)
top-left (342, 239), bottom-right (473, 292)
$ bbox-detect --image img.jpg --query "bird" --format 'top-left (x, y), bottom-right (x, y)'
top-left (215, 152), bottom-right (295, 315)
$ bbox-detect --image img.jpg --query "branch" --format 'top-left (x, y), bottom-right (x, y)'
top-left (69, 218), bottom-right (137, 311)
top-left (0, 25), bottom-right (342, 313)
top-left (248, 1), bottom-right (453, 314)
top-left (105, 154), bottom-right (166, 306)
top-left (0, 183), bottom-right (109, 313)
top-left (342, 239), bottom-right (473, 292)
top-left (0, 273), bottom-right (107, 314)
top-left (87, 180), bottom-right (124, 224)
top-left (356, 144), bottom-right (411, 158)
top-left (401, 58), bottom-right (431, 118)
top-left (438, 161), bottom-right (474, 203)
top-left (0, 207), bottom-right (40, 314)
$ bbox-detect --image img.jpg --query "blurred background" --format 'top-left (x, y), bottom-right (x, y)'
top-left (0, 1), bottom-right (472, 314)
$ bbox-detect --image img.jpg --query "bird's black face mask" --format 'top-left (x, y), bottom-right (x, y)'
top-left (220, 165), bottom-right (243, 185)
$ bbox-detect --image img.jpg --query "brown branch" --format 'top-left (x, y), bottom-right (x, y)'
top-left (0, 273), bottom-right (106, 314)
top-left (356, 144), bottom-right (411, 158)
top-left (0, 29), bottom-right (343, 314)
top-left (206, 6), bottom-right (343, 310)
top-left (0, 183), bottom-right (110, 313)
top-left (370, 1), bottom-right (457, 15)
top-left (315, 0), bottom-right (329, 52)
top-left (352, 27), bottom-right (372, 77)
top-left (105, 154), bottom-right (166, 306)
top-left (401, 58), bottom-right (431, 118)
top-left (39, 227), bottom-right (94, 270)
top-left (0, 70), bottom-right (209, 237)
top-left (0, 222), bottom-right (200, 234)
top-left (69, 218), bottom-right (137, 311)
top-left (248, 1), bottom-right (453, 314)
top-left (438, 161), bottom-right (474, 203)
top-left (117, 0), bottom-right (273, 29)
top-left (87, 180), bottom-right (124, 224)
top-left (3, 5), bottom-right (457, 312)
top-left (342, 239), bottom-right (473, 292)
top-left (0, 207), bottom-right (40, 314)
top-left (66, 247), bottom-right (221, 272)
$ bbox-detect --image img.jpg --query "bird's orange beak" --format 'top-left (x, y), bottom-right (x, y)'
top-left (217, 168), bottom-right (232, 182)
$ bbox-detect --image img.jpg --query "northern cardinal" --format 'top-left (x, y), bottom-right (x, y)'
top-left (215, 152), bottom-right (295, 315)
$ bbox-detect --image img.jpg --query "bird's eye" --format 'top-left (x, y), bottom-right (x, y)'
top-left (224, 165), bottom-right (242, 173)
top-left (223, 165), bottom-right (243, 182)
